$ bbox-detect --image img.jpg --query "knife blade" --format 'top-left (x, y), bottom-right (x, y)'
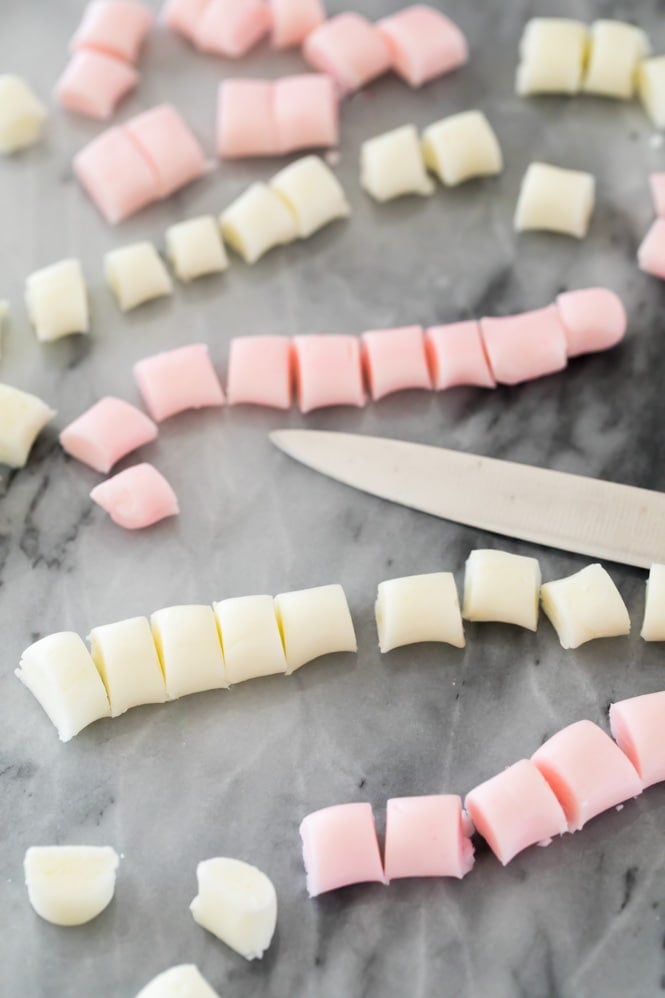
top-left (269, 429), bottom-right (665, 569)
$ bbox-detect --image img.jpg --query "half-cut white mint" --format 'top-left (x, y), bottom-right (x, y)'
top-left (190, 857), bottom-right (277, 960)
top-left (0, 382), bottom-right (55, 468)
top-left (24, 845), bottom-right (119, 925)
top-left (135, 964), bottom-right (220, 998)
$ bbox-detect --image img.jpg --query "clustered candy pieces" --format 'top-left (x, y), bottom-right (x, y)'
top-left (0, 75), bottom-right (47, 155)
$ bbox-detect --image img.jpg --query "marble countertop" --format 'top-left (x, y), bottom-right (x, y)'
top-left (3, 1), bottom-right (665, 996)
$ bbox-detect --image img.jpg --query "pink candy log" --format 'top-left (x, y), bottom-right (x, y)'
top-left (362, 325), bottom-right (432, 401)
top-left (556, 288), bottom-right (627, 358)
top-left (480, 305), bottom-right (568, 386)
top-left (217, 80), bottom-right (280, 158)
top-left (303, 13), bottom-right (393, 96)
top-left (226, 336), bottom-right (292, 409)
top-left (532, 720), bottom-right (643, 833)
top-left (71, 1), bottom-right (154, 64)
top-left (271, 0), bottom-right (325, 48)
top-left (275, 74), bottom-right (338, 153)
top-left (73, 126), bottom-right (159, 224)
top-left (126, 104), bottom-right (207, 199)
top-left (294, 335), bottom-right (366, 413)
top-left (650, 174), bottom-right (665, 218)
top-left (384, 795), bottom-right (475, 881)
top-left (60, 397), bottom-right (158, 474)
top-left (638, 219), bottom-right (665, 280)
top-left (90, 462), bottom-right (179, 529)
top-left (465, 759), bottom-right (567, 866)
top-left (55, 50), bottom-right (138, 121)
top-left (194, 0), bottom-right (272, 57)
top-left (378, 4), bottom-right (468, 88)
top-left (610, 691), bottom-right (665, 789)
top-left (133, 344), bottom-right (225, 422)
top-left (161, 0), bottom-right (210, 42)
top-left (300, 802), bottom-right (386, 897)
top-left (425, 320), bottom-right (496, 390)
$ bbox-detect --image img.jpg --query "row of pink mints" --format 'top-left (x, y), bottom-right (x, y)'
top-left (300, 690), bottom-right (664, 895)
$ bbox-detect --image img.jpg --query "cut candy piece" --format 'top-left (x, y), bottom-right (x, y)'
top-left (71, 1), bottom-right (153, 63)
top-left (463, 549), bottom-right (541, 631)
top-left (105, 241), bottom-right (173, 311)
top-left (55, 50), bottom-right (138, 121)
top-left (378, 5), bottom-right (467, 88)
top-left (73, 126), bottom-right (159, 224)
top-left (274, 75), bottom-right (338, 154)
top-left (300, 802), bottom-right (386, 896)
top-left (274, 583), bottom-right (357, 673)
top-left (540, 563), bottom-right (630, 649)
top-left (650, 174), bottom-right (665, 217)
top-left (161, 0), bottom-right (209, 42)
top-left (360, 125), bottom-right (433, 202)
top-left (59, 396), bottom-right (157, 474)
top-left (639, 57), bottom-right (665, 129)
top-left (641, 563), bottom-right (665, 640)
top-left (15, 632), bottom-right (111, 742)
top-left (638, 218), bottom-right (665, 279)
top-left (194, 0), bottom-right (272, 57)
top-left (133, 344), bottom-right (225, 422)
top-left (217, 80), bottom-right (279, 158)
top-left (125, 104), bottom-right (206, 199)
top-left (480, 305), bottom-right (568, 385)
top-left (293, 334), bottom-right (365, 413)
top-left (516, 18), bottom-right (588, 96)
top-left (421, 111), bottom-right (502, 187)
top-left (583, 20), bottom-right (650, 100)
top-left (214, 595), bottom-right (287, 684)
top-left (270, 155), bottom-right (350, 238)
top-left (556, 288), bottom-right (627, 358)
top-left (362, 325), bottom-right (431, 400)
top-left (272, 0), bottom-right (325, 48)
top-left (384, 795), bottom-right (474, 879)
top-left (226, 336), bottom-right (292, 409)
top-left (375, 572), bottom-right (465, 652)
top-left (303, 13), bottom-right (392, 95)
top-left (88, 616), bottom-right (166, 716)
top-left (0, 75), bottom-right (47, 155)
top-left (515, 162), bottom-right (595, 239)
top-left (0, 383), bottom-right (55, 468)
top-left (425, 321), bottom-right (496, 390)
top-left (24, 846), bottom-right (119, 926)
top-left (220, 183), bottom-right (298, 264)
top-left (25, 259), bottom-right (89, 342)
top-left (151, 604), bottom-right (228, 699)
top-left (190, 858), bottom-right (277, 960)
top-left (465, 759), bottom-right (567, 865)
top-left (90, 463), bottom-right (179, 530)
top-left (610, 690), bottom-right (665, 788)
top-left (135, 965), bottom-right (220, 998)
top-left (165, 216), bottom-right (228, 282)
top-left (532, 719), bottom-right (642, 831)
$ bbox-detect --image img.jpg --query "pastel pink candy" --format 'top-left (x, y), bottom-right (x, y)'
top-left (384, 795), bottom-right (475, 880)
top-left (425, 320), bottom-right (496, 390)
top-left (362, 325), bottom-right (431, 401)
top-left (60, 397), bottom-right (158, 474)
top-left (194, 0), bottom-right (272, 57)
top-left (532, 720), bottom-right (642, 833)
top-left (90, 462), bottom-right (179, 529)
top-left (378, 4), bottom-right (468, 88)
top-left (556, 288), bottom-right (627, 358)
top-left (303, 13), bottom-right (393, 95)
top-left (294, 335), bottom-right (365, 413)
top-left (217, 80), bottom-right (279, 158)
top-left (125, 104), bottom-right (206, 199)
top-left (271, 0), bottom-right (325, 48)
top-left (226, 336), bottom-right (292, 409)
top-left (55, 50), bottom-right (138, 121)
top-left (480, 305), bottom-right (568, 385)
top-left (300, 802), bottom-right (386, 896)
top-left (133, 344), bottom-right (225, 422)
top-left (638, 218), bottom-right (665, 279)
top-left (71, 1), bottom-right (153, 63)
top-left (275, 74), bottom-right (338, 153)
top-left (610, 691), bottom-right (665, 789)
top-left (650, 173), bottom-right (665, 217)
top-left (73, 126), bottom-right (159, 224)
top-left (465, 759), bottom-right (567, 865)
top-left (161, 0), bottom-right (210, 42)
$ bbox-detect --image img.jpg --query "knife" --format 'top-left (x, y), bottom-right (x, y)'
top-left (269, 429), bottom-right (665, 569)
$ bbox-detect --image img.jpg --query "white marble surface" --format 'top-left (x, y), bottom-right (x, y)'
top-left (3, 1), bottom-right (665, 996)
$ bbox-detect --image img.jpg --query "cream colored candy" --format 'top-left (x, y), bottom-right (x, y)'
top-left (540, 563), bottom-right (630, 649)
top-left (375, 572), bottom-right (465, 651)
top-left (24, 846), bottom-right (119, 926)
top-left (516, 18), bottom-right (588, 96)
top-left (422, 111), bottom-right (502, 187)
top-left (0, 75), bottom-right (47, 154)
top-left (638, 57), bottom-right (665, 129)
top-left (360, 124), bottom-right (433, 202)
top-left (270, 155), bottom-right (350, 239)
top-left (151, 604), bottom-right (227, 699)
top-left (0, 383), bottom-right (55, 468)
top-left (190, 857), bottom-right (277, 961)
top-left (105, 242), bottom-right (173, 311)
top-left (583, 20), bottom-right (650, 99)
top-left (274, 584), bottom-right (357, 673)
top-left (220, 183), bottom-right (298, 264)
top-left (214, 594), bottom-right (287, 684)
top-left (89, 616), bottom-right (166, 717)
top-left (463, 549), bottom-right (541, 631)
top-left (165, 215), bottom-right (228, 282)
top-left (25, 259), bottom-right (89, 342)
top-left (514, 162), bottom-right (595, 238)
top-left (641, 564), bottom-right (665, 640)
top-left (135, 965), bottom-right (220, 998)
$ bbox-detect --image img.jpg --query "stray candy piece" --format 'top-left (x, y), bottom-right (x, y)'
top-left (465, 759), bottom-right (567, 865)
top-left (194, 0), bottom-right (272, 57)
top-left (300, 802), bottom-right (386, 896)
top-left (639, 57), bottom-right (665, 129)
top-left (134, 344), bottom-right (224, 422)
top-left (556, 288), bottom-right (627, 358)
top-left (88, 615), bottom-right (166, 715)
top-left (515, 162), bottom-right (595, 238)
top-left (274, 583), bottom-right (357, 673)
top-left (360, 124), bottom-right (433, 202)
top-left (610, 690), bottom-right (665, 788)
top-left (161, 0), bottom-right (209, 42)
top-left (217, 79), bottom-right (279, 158)
top-left (190, 857), bottom-right (277, 960)
top-left (540, 563), bottom-right (630, 649)
top-left (384, 795), bottom-right (474, 879)
top-left (582, 20), bottom-right (650, 100)
top-left (272, 0), bottom-right (325, 48)
top-left (362, 325), bottom-right (432, 400)
top-left (71, 1), bottom-right (153, 63)
top-left (105, 241), bottom-right (173, 311)
top-left (135, 965), bottom-right (220, 998)
top-left (0, 383), bottom-right (55, 468)
top-left (638, 218), bottom-right (665, 279)
top-left (293, 334), bottom-right (365, 413)
top-left (270, 155), bottom-right (350, 238)
top-left (151, 604), bottom-right (227, 699)
top-left (422, 111), bottom-right (502, 187)
top-left (125, 104), bottom-right (206, 199)
top-left (59, 396), bottom-right (157, 473)
top-left (55, 50), bottom-right (138, 121)
top-left (650, 174), bottom-right (665, 217)
top-left (532, 719), bottom-right (642, 831)
top-left (214, 595), bottom-right (287, 684)
top-left (226, 336), bottom-right (292, 409)
top-left (74, 126), bottom-right (159, 224)
top-left (0, 75), bottom-right (46, 155)
top-left (516, 18), bottom-right (588, 96)
top-left (480, 305), bottom-right (568, 385)
top-left (375, 572), bottom-right (465, 652)
top-left (378, 5), bottom-right (467, 88)
top-left (16, 632), bottom-right (111, 741)
top-left (274, 75), bottom-right (338, 154)
top-left (165, 216), bottom-right (228, 282)
top-left (24, 846), bottom-right (119, 926)
top-left (641, 563), bottom-right (665, 640)
top-left (303, 13), bottom-right (392, 96)
top-left (220, 183), bottom-right (298, 264)
top-left (90, 463), bottom-right (179, 530)
top-left (463, 549), bottom-right (541, 631)
top-left (25, 259), bottom-right (89, 342)
top-left (425, 321), bottom-right (496, 390)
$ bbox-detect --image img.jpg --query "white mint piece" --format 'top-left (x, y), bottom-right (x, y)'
top-left (213, 594), bottom-right (287, 685)
top-left (24, 845), bottom-right (118, 926)
top-left (463, 549), bottom-right (541, 630)
top-left (104, 242), bottom-right (173, 312)
top-left (375, 572), bottom-right (465, 652)
top-left (0, 75), bottom-right (46, 154)
top-left (190, 857), bottom-right (277, 961)
top-left (360, 124), bottom-right (434, 203)
top-left (270, 155), bottom-right (350, 238)
top-left (0, 382), bottom-right (55, 468)
top-left (151, 604), bottom-right (227, 699)
top-left (421, 111), bottom-right (502, 187)
top-left (220, 183), bottom-right (298, 264)
top-left (583, 20), bottom-right (650, 99)
top-left (540, 563), bottom-right (630, 649)
top-left (25, 258), bottom-right (89, 342)
top-left (514, 162), bottom-right (595, 238)
top-left (640, 564), bottom-right (665, 640)
top-left (15, 632), bottom-right (110, 741)
top-left (135, 965), bottom-right (220, 998)
top-left (88, 616), bottom-right (166, 717)
top-left (274, 583), bottom-right (357, 674)
top-left (638, 57), bottom-right (665, 129)
top-left (165, 216), bottom-right (228, 282)
top-left (516, 18), bottom-right (588, 95)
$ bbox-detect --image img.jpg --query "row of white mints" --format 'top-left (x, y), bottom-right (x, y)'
top-left (16, 553), bottom-right (665, 743)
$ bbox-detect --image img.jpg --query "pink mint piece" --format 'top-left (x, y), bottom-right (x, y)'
top-left (217, 80), bottom-right (279, 158)
top-left (271, 0), bottom-right (325, 48)
top-left (133, 343), bottom-right (225, 422)
top-left (378, 4), bottom-right (468, 88)
top-left (384, 795), bottom-right (475, 881)
top-left (161, 0), bottom-right (210, 42)
top-left (362, 325), bottom-right (431, 401)
top-left (610, 691), bottom-right (665, 789)
top-left (425, 320), bottom-right (496, 390)
top-left (126, 104), bottom-right (207, 199)
top-left (55, 50), bottom-right (138, 121)
top-left (300, 802), bottom-right (386, 897)
top-left (303, 12), bottom-right (392, 96)
top-left (480, 305), bottom-right (568, 385)
top-left (294, 335), bottom-right (365, 413)
top-left (90, 462), bottom-right (179, 529)
top-left (73, 126), bottom-right (160, 224)
top-left (650, 174), bottom-right (665, 217)
top-left (226, 336), bottom-right (292, 409)
top-left (556, 288), bottom-right (627, 358)
top-left (638, 218), bottom-right (665, 279)
top-left (194, 0), bottom-right (272, 57)
top-left (71, 1), bottom-right (154, 64)
top-left (275, 74), bottom-right (338, 153)
top-left (60, 397), bottom-right (158, 474)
